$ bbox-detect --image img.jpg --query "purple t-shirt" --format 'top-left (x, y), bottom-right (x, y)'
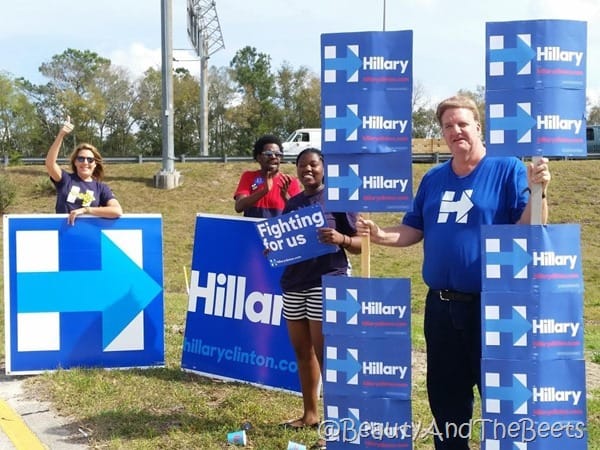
top-left (280, 189), bottom-right (357, 292)
top-left (52, 169), bottom-right (117, 213)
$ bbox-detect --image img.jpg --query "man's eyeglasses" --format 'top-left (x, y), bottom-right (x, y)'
top-left (262, 150), bottom-right (283, 158)
top-left (76, 156), bottom-right (95, 163)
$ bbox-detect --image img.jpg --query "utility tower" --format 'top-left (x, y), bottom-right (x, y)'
top-left (187, 0), bottom-right (225, 156)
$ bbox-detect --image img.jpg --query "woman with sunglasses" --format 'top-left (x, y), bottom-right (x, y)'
top-left (234, 134), bottom-right (302, 218)
top-left (45, 118), bottom-right (123, 225)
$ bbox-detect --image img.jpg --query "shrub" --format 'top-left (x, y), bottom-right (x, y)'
top-left (31, 176), bottom-right (56, 197)
top-left (0, 172), bottom-right (17, 213)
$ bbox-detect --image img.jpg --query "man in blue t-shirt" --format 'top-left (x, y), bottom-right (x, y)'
top-left (357, 96), bottom-right (551, 450)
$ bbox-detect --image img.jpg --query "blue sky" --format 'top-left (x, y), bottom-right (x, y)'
top-left (1, 0), bottom-right (598, 106)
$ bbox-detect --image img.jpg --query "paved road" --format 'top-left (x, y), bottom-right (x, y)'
top-left (0, 375), bottom-right (89, 450)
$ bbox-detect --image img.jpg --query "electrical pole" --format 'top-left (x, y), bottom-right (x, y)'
top-left (187, 0), bottom-right (225, 156)
top-left (155, 0), bottom-right (181, 189)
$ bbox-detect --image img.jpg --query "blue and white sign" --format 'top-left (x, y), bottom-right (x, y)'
top-left (325, 152), bottom-right (412, 212)
top-left (321, 30), bottom-right (412, 90)
top-left (323, 276), bottom-right (410, 337)
top-left (323, 395), bottom-right (412, 449)
top-left (4, 214), bottom-right (164, 374)
top-left (182, 214), bottom-right (299, 393)
top-left (486, 88), bottom-right (586, 157)
top-left (324, 334), bottom-right (411, 399)
top-left (481, 358), bottom-right (587, 449)
top-left (482, 291), bottom-right (583, 360)
top-left (322, 88), bottom-right (412, 154)
top-left (481, 224), bottom-right (583, 293)
top-left (256, 203), bottom-right (337, 267)
top-left (486, 20), bottom-right (587, 90)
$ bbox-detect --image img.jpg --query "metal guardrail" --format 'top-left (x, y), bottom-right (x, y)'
top-left (4, 152), bottom-right (600, 167)
top-left (5, 153), bottom-right (453, 166)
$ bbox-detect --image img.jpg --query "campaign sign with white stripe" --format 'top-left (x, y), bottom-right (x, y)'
top-left (321, 88), bottom-right (412, 154)
top-left (323, 394), bottom-right (411, 449)
top-left (481, 358), bottom-right (587, 449)
top-left (322, 275), bottom-right (410, 337)
top-left (486, 87), bottom-right (586, 157)
top-left (182, 214), bottom-right (299, 393)
top-left (482, 290), bottom-right (583, 361)
top-left (256, 203), bottom-right (337, 268)
top-left (481, 224), bottom-right (583, 293)
top-left (486, 20), bottom-right (586, 90)
top-left (4, 214), bottom-right (164, 374)
top-left (324, 334), bottom-right (411, 399)
top-left (324, 152), bottom-right (412, 212)
top-left (321, 30), bottom-right (412, 91)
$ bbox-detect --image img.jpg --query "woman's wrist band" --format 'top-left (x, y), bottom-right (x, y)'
top-left (342, 235), bottom-right (350, 249)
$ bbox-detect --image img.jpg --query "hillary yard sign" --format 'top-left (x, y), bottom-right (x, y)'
top-left (182, 214), bottom-right (300, 393)
top-left (4, 214), bottom-right (164, 375)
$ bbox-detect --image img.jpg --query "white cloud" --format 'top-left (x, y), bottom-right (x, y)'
top-left (109, 43), bottom-right (161, 80)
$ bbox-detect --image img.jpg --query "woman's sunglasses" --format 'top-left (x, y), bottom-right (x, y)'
top-left (76, 156), bottom-right (95, 163)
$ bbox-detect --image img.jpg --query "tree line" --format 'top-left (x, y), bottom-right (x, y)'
top-left (1, 47), bottom-right (599, 160)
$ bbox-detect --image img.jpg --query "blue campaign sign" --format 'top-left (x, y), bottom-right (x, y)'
top-left (322, 276), bottom-right (410, 337)
top-left (4, 214), bottom-right (164, 374)
top-left (182, 214), bottom-right (300, 393)
top-left (256, 203), bottom-right (337, 267)
top-left (324, 334), bottom-right (411, 399)
top-left (323, 394), bottom-right (411, 449)
top-left (481, 358), bottom-right (587, 449)
top-left (482, 291), bottom-right (584, 360)
top-left (324, 152), bottom-right (412, 212)
top-left (486, 88), bottom-right (586, 157)
top-left (486, 20), bottom-right (586, 90)
top-left (321, 88), bottom-right (412, 154)
top-left (481, 224), bottom-right (583, 293)
top-left (321, 30), bottom-right (412, 90)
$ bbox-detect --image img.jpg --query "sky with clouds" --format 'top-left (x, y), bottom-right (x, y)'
top-left (1, 0), bottom-right (599, 106)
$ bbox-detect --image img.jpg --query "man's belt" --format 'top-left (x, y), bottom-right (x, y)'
top-left (431, 289), bottom-right (480, 302)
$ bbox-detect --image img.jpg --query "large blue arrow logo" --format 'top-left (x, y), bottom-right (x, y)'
top-left (323, 47), bottom-right (362, 81)
top-left (325, 289), bottom-right (361, 323)
top-left (486, 239), bottom-right (532, 277)
top-left (488, 105), bottom-right (537, 141)
top-left (486, 307), bottom-right (532, 345)
top-left (327, 349), bottom-right (362, 383)
top-left (489, 35), bottom-right (536, 72)
top-left (328, 166), bottom-right (362, 199)
top-left (17, 233), bottom-right (162, 349)
top-left (324, 106), bottom-right (363, 139)
top-left (487, 375), bottom-right (532, 413)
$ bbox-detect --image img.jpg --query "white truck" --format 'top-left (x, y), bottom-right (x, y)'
top-left (282, 128), bottom-right (322, 161)
top-left (587, 124), bottom-right (600, 154)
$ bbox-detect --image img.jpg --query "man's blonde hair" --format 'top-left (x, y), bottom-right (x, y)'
top-left (436, 95), bottom-right (481, 125)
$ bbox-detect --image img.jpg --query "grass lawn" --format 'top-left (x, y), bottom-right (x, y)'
top-left (0, 159), bottom-right (598, 449)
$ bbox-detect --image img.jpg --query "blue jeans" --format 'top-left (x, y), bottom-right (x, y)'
top-left (424, 289), bottom-right (481, 450)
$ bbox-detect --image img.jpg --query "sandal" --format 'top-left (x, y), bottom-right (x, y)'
top-left (279, 418), bottom-right (320, 430)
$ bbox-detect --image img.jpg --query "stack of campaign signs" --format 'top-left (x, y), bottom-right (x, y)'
top-left (322, 276), bottom-right (412, 449)
top-left (480, 225), bottom-right (587, 449)
top-left (320, 30), bottom-right (414, 213)
top-left (319, 30), bottom-right (416, 448)
top-left (485, 19), bottom-right (587, 158)
top-left (480, 20), bottom-right (588, 449)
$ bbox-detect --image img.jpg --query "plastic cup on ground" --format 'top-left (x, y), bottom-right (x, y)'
top-left (227, 429), bottom-right (247, 445)
top-left (287, 441), bottom-right (307, 450)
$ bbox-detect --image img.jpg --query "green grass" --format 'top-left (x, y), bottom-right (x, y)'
top-left (0, 160), bottom-right (598, 449)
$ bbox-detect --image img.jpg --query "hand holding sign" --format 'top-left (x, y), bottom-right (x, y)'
top-left (256, 204), bottom-right (338, 267)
